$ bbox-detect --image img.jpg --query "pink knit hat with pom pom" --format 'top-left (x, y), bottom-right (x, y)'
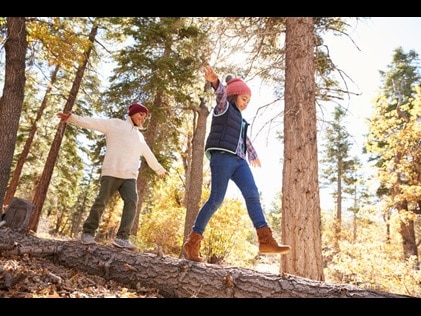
top-left (225, 77), bottom-right (251, 96)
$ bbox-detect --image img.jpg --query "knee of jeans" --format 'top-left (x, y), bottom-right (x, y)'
top-left (244, 192), bottom-right (260, 202)
top-left (207, 197), bottom-right (224, 209)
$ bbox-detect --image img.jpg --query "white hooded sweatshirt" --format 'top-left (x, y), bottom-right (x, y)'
top-left (67, 114), bottom-right (166, 179)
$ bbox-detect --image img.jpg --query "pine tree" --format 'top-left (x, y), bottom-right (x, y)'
top-left (365, 47), bottom-right (421, 266)
top-left (320, 105), bottom-right (358, 249)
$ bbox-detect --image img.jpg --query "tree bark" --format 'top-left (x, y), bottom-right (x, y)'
top-left (0, 228), bottom-right (410, 298)
top-left (3, 64), bottom-right (60, 207)
top-left (0, 17), bottom-right (27, 211)
top-left (2, 197), bottom-right (35, 232)
top-left (183, 97), bottom-right (209, 249)
top-left (282, 17), bottom-right (324, 281)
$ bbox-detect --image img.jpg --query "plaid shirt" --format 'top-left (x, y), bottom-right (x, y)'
top-left (213, 80), bottom-right (259, 163)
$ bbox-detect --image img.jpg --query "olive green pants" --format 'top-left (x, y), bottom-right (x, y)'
top-left (82, 176), bottom-right (137, 239)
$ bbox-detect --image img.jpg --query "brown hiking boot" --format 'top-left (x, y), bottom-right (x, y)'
top-left (183, 231), bottom-right (205, 262)
top-left (257, 226), bottom-right (291, 254)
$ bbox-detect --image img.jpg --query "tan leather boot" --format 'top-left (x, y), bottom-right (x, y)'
top-left (183, 231), bottom-right (205, 262)
top-left (257, 226), bottom-right (291, 254)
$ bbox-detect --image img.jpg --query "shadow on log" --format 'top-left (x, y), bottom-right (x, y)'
top-left (0, 227), bottom-right (413, 299)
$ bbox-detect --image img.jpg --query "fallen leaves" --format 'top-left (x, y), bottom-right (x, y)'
top-left (0, 255), bottom-right (161, 298)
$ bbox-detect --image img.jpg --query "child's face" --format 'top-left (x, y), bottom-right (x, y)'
top-left (130, 112), bottom-right (148, 127)
top-left (236, 94), bottom-right (251, 111)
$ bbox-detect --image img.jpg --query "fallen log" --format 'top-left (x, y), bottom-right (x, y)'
top-left (0, 227), bottom-right (413, 298)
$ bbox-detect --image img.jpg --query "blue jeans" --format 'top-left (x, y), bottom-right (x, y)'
top-left (192, 151), bottom-right (268, 235)
top-left (82, 176), bottom-right (138, 239)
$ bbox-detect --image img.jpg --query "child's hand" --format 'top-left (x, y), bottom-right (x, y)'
top-left (250, 158), bottom-right (261, 168)
top-left (203, 65), bottom-right (219, 86)
top-left (57, 112), bottom-right (72, 122)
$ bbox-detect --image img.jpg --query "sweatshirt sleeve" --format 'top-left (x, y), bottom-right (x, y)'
top-left (66, 113), bottom-right (110, 134)
top-left (139, 140), bottom-right (166, 176)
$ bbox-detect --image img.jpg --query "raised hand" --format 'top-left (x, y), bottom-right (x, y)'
top-left (203, 65), bottom-right (219, 87)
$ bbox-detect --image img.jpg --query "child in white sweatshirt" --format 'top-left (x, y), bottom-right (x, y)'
top-left (57, 103), bottom-right (166, 250)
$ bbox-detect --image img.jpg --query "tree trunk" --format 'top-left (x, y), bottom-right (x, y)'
top-left (183, 97), bottom-right (209, 250)
top-left (400, 216), bottom-right (418, 268)
top-left (2, 198), bottom-right (35, 232)
top-left (29, 24), bottom-right (98, 232)
top-left (0, 228), bottom-right (411, 298)
top-left (3, 64), bottom-right (60, 207)
top-left (0, 17), bottom-right (27, 212)
top-left (282, 17), bottom-right (324, 281)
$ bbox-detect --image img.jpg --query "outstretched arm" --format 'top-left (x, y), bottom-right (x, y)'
top-left (140, 141), bottom-right (167, 178)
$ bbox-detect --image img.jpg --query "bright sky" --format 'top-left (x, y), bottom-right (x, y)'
top-left (231, 17), bottom-right (421, 212)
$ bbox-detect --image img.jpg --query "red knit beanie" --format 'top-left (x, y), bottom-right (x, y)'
top-left (128, 103), bottom-right (149, 116)
top-left (225, 77), bottom-right (251, 97)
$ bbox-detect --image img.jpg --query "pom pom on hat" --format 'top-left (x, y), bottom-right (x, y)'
top-left (225, 74), bottom-right (234, 83)
top-left (128, 103), bottom-right (149, 116)
top-left (225, 77), bottom-right (251, 97)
